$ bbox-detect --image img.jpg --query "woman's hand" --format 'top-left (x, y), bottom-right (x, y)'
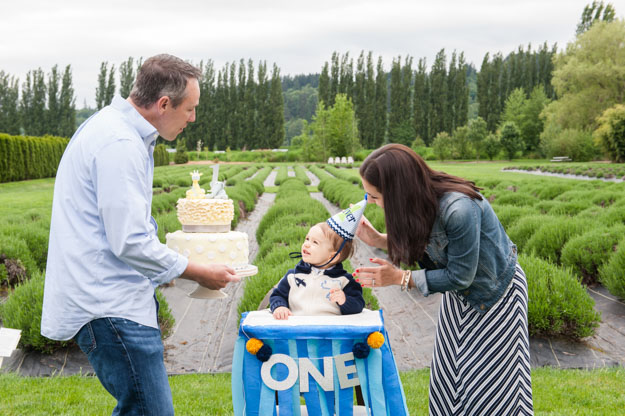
top-left (352, 258), bottom-right (403, 288)
top-left (355, 214), bottom-right (387, 250)
top-left (273, 306), bottom-right (292, 320)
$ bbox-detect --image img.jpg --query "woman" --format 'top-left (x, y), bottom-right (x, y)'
top-left (353, 144), bottom-right (533, 415)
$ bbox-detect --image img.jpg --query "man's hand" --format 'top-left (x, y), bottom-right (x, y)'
top-left (180, 262), bottom-right (239, 290)
top-left (273, 306), bottom-right (292, 320)
top-left (329, 288), bottom-right (346, 305)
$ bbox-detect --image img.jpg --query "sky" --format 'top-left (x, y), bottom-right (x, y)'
top-left (2, 0), bottom-right (623, 108)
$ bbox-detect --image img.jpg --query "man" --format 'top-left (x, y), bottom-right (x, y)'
top-left (42, 54), bottom-right (238, 415)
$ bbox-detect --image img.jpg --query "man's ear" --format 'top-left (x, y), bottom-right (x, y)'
top-left (156, 96), bottom-right (170, 114)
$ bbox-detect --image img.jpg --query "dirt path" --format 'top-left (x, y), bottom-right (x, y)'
top-left (161, 192), bottom-right (276, 373)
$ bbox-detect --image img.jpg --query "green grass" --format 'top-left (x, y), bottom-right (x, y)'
top-left (1, 368), bottom-right (624, 415)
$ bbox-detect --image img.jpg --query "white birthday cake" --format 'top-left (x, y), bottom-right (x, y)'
top-left (166, 169), bottom-right (249, 268)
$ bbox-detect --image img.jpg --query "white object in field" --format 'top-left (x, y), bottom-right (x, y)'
top-left (327, 157), bottom-right (334, 164)
top-left (341, 157), bottom-right (347, 164)
top-left (0, 327), bottom-right (21, 369)
top-left (347, 156), bottom-right (354, 164)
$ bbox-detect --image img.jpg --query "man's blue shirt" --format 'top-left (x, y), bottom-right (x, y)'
top-left (42, 95), bottom-right (188, 341)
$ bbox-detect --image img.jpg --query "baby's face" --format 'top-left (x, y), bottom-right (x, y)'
top-left (301, 225), bottom-right (335, 266)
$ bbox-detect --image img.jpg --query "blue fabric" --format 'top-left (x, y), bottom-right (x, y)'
top-left (259, 341), bottom-right (278, 416)
top-left (243, 343), bottom-right (263, 416)
top-left (42, 95), bottom-right (188, 341)
top-left (74, 317), bottom-right (173, 416)
top-left (367, 348), bottom-right (386, 416)
top-left (415, 191), bottom-right (518, 314)
top-left (355, 356), bottom-right (371, 416)
top-left (381, 341), bottom-right (409, 415)
top-left (232, 337), bottom-right (246, 416)
top-left (335, 339), bottom-right (356, 416)
top-left (288, 340), bottom-right (302, 416)
top-left (317, 340), bottom-right (335, 416)
top-left (307, 340), bottom-right (330, 416)
top-left (297, 340), bottom-right (321, 415)
top-left (273, 340), bottom-right (294, 415)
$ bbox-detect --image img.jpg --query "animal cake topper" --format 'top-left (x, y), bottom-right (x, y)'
top-left (186, 170), bottom-right (206, 199)
top-left (207, 164), bottom-right (228, 199)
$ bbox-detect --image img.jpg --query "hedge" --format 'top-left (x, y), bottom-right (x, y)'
top-left (599, 238), bottom-right (625, 300)
top-left (0, 133), bottom-right (68, 183)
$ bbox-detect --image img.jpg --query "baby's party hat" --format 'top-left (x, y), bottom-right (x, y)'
top-left (327, 197), bottom-right (367, 241)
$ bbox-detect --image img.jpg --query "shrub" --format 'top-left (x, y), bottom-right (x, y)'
top-left (154, 144), bottom-right (170, 167)
top-left (0, 234), bottom-right (39, 282)
top-left (599, 237), bottom-right (625, 299)
top-left (432, 132), bottom-right (453, 161)
top-left (0, 134), bottom-right (69, 183)
top-left (155, 288), bottom-right (175, 338)
top-left (540, 125), bottom-right (598, 162)
top-left (519, 254), bottom-right (600, 339)
top-left (594, 104), bottom-right (625, 163)
top-left (273, 166), bottom-right (289, 186)
top-left (492, 192), bottom-right (537, 207)
top-left (525, 217), bottom-right (592, 264)
top-left (507, 215), bottom-right (550, 252)
top-left (293, 165), bottom-right (311, 185)
top-left (561, 225), bottom-right (625, 285)
top-left (492, 205), bottom-right (537, 229)
top-left (500, 121), bottom-right (523, 159)
top-left (0, 272), bottom-right (70, 353)
top-left (174, 139), bottom-right (189, 164)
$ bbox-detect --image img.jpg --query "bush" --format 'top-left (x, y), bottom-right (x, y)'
top-left (525, 217), bottom-right (593, 264)
top-left (519, 254), bottom-right (600, 339)
top-left (154, 144), bottom-right (170, 167)
top-left (432, 132), bottom-right (453, 161)
top-left (507, 215), bottom-right (551, 252)
top-left (174, 139), bottom-right (189, 164)
top-left (492, 205), bottom-right (537, 229)
top-left (599, 237), bottom-right (625, 299)
top-left (540, 125), bottom-right (598, 162)
top-left (0, 272), bottom-right (70, 353)
top-left (500, 121), bottom-right (523, 159)
top-left (561, 225), bottom-right (625, 285)
top-left (0, 134), bottom-right (69, 183)
top-left (594, 104), bottom-right (625, 163)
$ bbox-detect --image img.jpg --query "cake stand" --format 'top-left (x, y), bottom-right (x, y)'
top-left (187, 264), bottom-right (258, 299)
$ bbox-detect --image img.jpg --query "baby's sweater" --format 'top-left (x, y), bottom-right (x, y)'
top-left (269, 260), bottom-right (365, 316)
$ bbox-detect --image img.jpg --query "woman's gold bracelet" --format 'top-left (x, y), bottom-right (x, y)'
top-left (400, 269), bottom-right (411, 292)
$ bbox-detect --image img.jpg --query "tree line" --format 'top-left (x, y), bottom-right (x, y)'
top-left (0, 66), bottom-right (75, 137)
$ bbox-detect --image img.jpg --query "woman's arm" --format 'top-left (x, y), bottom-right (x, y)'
top-left (355, 215), bottom-right (388, 250)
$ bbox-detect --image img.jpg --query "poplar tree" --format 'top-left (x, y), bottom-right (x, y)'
top-left (0, 72), bottom-right (20, 135)
top-left (237, 59), bottom-right (247, 149)
top-left (46, 65), bottom-right (60, 135)
top-left (28, 69), bottom-right (47, 136)
top-left (373, 57), bottom-right (387, 147)
top-left (256, 61), bottom-right (269, 148)
top-left (229, 62), bottom-right (239, 149)
top-left (95, 62), bottom-right (108, 110)
top-left (413, 58), bottom-right (430, 144)
top-left (244, 59), bottom-right (256, 149)
top-left (119, 57), bottom-right (135, 98)
top-left (59, 65), bottom-right (76, 137)
top-left (339, 53), bottom-right (353, 100)
top-left (576, 1), bottom-right (616, 34)
top-left (456, 52), bottom-right (469, 128)
top-left (353, 51), bottom-right (367, 145)
top-left (363, 52), bottom-right (376, 148)
top-left (268, 63), bottom-right (285, 148)
top-left (446, 51), bottom-right (458, 133)
top-left (329, 52), bottom-right (339, 106)
top-left (318, 62), bottom-right (330, 106)
top-left (106, 64), bottom-right (116, 105)
top-left (429, 49), bottom-right (447, 138)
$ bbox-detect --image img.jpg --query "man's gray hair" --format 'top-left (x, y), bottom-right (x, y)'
top-left (130, 54), bottom-right (202, 108)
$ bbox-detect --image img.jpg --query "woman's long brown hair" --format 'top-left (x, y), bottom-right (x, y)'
top-left (359, 144), bottom-right (482, 267)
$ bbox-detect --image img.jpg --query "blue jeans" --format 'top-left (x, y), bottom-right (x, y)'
top-left (75, 317), bottom-right (174, 416)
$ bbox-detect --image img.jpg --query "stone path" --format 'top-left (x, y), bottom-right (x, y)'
top-left (503, 168), bottom-right (624, 183)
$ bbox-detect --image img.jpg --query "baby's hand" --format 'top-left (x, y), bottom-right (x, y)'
top-left (273, 306), bottom-right (292, 320)
top-left (329, 288), bottom-right (346, 305)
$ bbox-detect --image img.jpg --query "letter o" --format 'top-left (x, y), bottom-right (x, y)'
top-left (260, 353), bottom-right (298, 391)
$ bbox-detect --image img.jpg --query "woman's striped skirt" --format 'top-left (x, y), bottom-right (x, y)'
top-left (429, 264), bottom-right (534, 415)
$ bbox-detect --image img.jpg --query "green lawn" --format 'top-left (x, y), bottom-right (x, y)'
top-left (1, 368), bottom-right (624, 415)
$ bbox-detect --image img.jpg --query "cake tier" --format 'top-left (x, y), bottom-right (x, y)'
top-left (166, 230), bottom-right (249, 266)
top-left (176, 198), bottom-right (234, 226)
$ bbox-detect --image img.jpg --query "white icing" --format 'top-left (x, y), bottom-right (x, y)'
top-left (195, 246), bottom-right (203, 254)
top-left (166, 230), bottom-right (249, 267)
top-left (182, 249), bottom-right (190, 257)
top-left (230, 251), bottom-right (237, 260)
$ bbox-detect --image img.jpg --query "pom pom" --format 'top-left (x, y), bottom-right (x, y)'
top-left (367, 331), bottom-right (385, 349)
top-left (352, 342), bottom-right (370, 359)
top-left (246, 338), bottom-right (263, 355)
top-left (256, 344), bottom-right (273, 362)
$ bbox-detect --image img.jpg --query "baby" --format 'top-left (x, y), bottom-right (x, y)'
top-left (270, 199), bottom-right (368, 319)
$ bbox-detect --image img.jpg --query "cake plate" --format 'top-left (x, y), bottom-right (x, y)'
top-left (188, 264), bottom-right (258, 299)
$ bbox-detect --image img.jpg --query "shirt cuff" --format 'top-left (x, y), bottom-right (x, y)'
top-left (411, 269), bottom-right (429, 297)
top-left (153, 254), bottom-right (189, 286)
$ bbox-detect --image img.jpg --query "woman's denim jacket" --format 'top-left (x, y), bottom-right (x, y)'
top-left (411, 192), bottom-right (518, 314)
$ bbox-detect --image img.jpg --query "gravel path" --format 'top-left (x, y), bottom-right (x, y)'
top-left (503, 169), bottom-right (625, 183)
top-left (161, 192), bottom-right (276, 373)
